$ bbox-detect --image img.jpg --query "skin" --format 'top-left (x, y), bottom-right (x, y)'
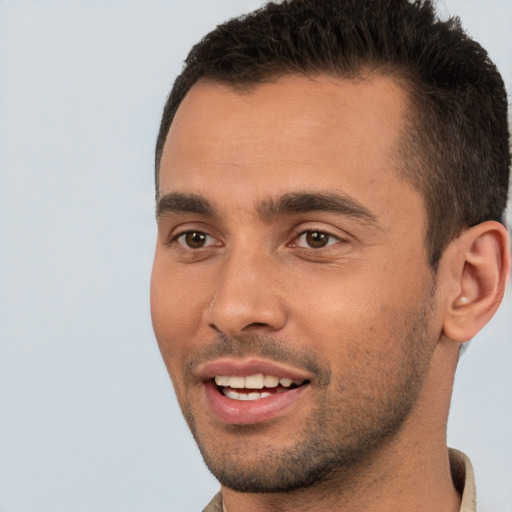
top-left (150, 75), bottom-right (509, 511)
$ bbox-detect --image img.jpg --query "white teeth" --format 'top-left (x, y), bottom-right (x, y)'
top-left (244, 374), bottom-right (264, 389)
top-left (228, 376), bottom-right (245, 389)
top-left (263, 375), bottom-right (279, 388)
top-left (222, 389), bottom-right (271, 401)
top-left (214, 375), bottom-right (230, 386)
top-left (215, 373), bottom-right (305, 390)
top-left (224, 389), bottom-right (240, 400)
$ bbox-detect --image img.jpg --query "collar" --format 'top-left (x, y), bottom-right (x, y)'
top-left (449, 448), bottom-right (477, 512)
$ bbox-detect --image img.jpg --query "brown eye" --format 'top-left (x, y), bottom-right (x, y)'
top-left (176, 231), bottom-right (214, 249)
top-left (186, 232), bottom-right (207, 248)
top-left (305, 231), bottom-right (330, 248)
top-left (292, 229), bottom-right (345, 250)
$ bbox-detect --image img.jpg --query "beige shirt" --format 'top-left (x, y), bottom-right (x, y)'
top-left (202, 448), bottom-right (476, 512)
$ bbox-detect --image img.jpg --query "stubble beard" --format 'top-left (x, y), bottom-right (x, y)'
top-left (177, 291), bottom-right (437, 494)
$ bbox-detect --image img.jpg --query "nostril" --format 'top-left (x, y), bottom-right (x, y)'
top-left (209, 323), bottom-right (223, 333)
top-left (205, 289), bottom-right (288, 336)
top-left (244, 322), bottom-right (269, 330)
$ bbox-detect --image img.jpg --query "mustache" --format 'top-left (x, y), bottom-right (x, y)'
top-left (185, 333), bottom-right (331, 384)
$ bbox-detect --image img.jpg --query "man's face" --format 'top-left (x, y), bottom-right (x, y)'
top-left (151, 75), bottom-right (442, 492)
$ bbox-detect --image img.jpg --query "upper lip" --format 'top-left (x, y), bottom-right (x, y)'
top-left (196, 357), bottom-right (315, 382)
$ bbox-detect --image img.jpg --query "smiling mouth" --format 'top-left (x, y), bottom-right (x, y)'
top-left (213, 373), bottom-right (310, 401)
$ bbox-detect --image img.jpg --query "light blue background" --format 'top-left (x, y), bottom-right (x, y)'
top-left (0, 1), bottom-right (510, 511)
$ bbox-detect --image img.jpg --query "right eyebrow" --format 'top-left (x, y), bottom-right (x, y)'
top-left (155, 192), bottom-right (216, 219)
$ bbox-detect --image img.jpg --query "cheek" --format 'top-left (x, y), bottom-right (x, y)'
top-left (151, 251), bottom-right (207, 323)
top-left (291, 263), bottom-right (433, 361)
top-left (289, 266), bottom-right (388, 329)
top-left (150, 260), bottom-right (200, 375)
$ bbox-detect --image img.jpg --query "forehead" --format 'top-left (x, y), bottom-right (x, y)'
top-left (158, 74), bottom-right (419, 224)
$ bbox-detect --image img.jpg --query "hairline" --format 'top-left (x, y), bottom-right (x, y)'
top-left (155, 67), bottom-right (422, 184)
top-left (155, 69), bottom-right (460, 270)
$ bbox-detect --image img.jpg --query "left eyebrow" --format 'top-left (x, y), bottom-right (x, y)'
top-left (257, 192), bottom-right (379, 225)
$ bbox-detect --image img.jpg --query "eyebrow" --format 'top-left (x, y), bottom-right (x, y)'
top-left (156, 192), bottom-right (216, 219)
top-left (257, 192), bottom-right (378, 225)
top-left (156, 190), bottom-right (378, 226)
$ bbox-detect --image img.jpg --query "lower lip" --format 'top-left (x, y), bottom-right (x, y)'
top-left (203, 380), bottom-right (309, 425)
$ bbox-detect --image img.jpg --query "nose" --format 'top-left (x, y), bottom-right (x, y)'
top-left (204, 249), bottom-right (288, 336)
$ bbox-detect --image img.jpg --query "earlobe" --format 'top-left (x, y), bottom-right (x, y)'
top-left (442, 221), bottom-right (510, 343)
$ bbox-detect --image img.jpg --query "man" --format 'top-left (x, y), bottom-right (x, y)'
top-left (150, 0), bottom-right (510, 510)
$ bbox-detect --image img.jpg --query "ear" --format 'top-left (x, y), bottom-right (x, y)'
top-left (441, 221), bottom-right (510, 343)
